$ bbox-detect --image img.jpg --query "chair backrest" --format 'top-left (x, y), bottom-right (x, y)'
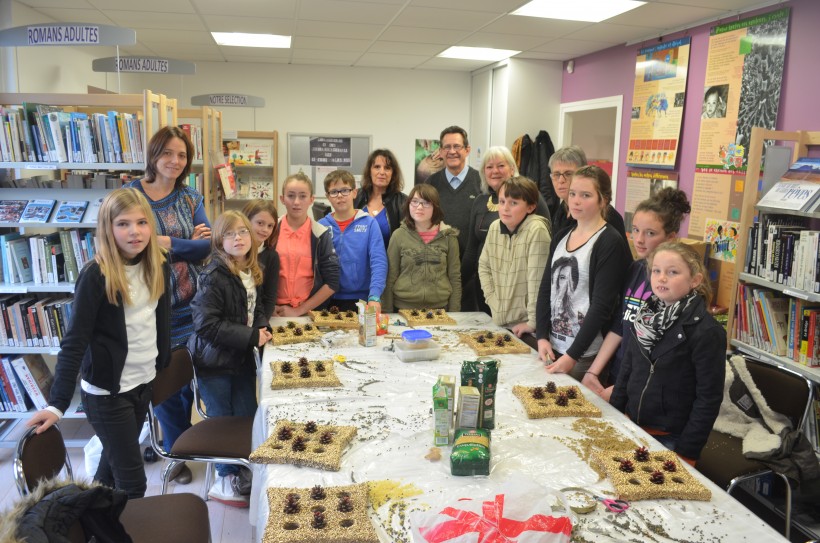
top-left (14, 425), bottom-right (73, 496)
top-left (744, 357), bottom-right (813, 428)
top-left (312, 200), bottom-right (331, 221)
top-left (153, 346), bottom-right (194, 408)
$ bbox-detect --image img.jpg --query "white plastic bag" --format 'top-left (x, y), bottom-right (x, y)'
top-left (83, 421), bottom-right (151, 476)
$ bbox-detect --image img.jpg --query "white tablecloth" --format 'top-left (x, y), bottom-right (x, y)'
top-left (251, 313), bottom-right (785, 542)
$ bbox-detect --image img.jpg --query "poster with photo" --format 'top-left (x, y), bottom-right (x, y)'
top-left (688, 171), bottom-right (746, 239)
top-left (626, 38), bottom-right (690, 169)
top-left (703, 218), bottom-right (740, 263)
top-left (624, 170), bottom-right (679, 234)
top-left (415, 139), bottom-right (445, 185)
top-left (695, 8), bottom-right (790, 171)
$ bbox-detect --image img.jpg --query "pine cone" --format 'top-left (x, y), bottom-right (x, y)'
top-left (329, 306), bottom-right (340, 314)
top-left (545, 381), bottom-right (557, 393)
top-left (304, 324), bottom-right (314, 331)
top-left (277, 426), bottom-right (294, 440)
top-left (662, 460), bottom-right (677, 472)
top-left (345, 310), bottom-right (354, 318)
top-left (494, 336), bottom-right (505, 346)
top-left (566, 387), bottom-right (578, 400)
top-left (292, 436), bottom-right (307, 452)
top-left (335, 313), bottom-right (343, 320)
top-left (311, 510), bottom-right (326, 529)
top-left (319, 431), bottom-right (333, 444)
top-left (298, 357), bottom-right (309, 366)
top-left (503, 333), bottom-right (512, 342)
top-left (293, 327), bottom-right (304, 336)
top-left (486, 331), bottom-right (494, 339)
top-left (305, 421), bottom-right (318, 433)
top-left (320, 309), bottom-right (329, 317)
top-left (276, 326), bottom-right (286, 333)
top-left (283, 493), bottom-right (300, 514)
top-left (337, 495), bottom-right (354, 512)
top-left (435, 309), bottom-right (443, 315)
top-left (425, 311), bottom-right (434, 319)
top-left (555, 393), bottom-right (569, 407)
top-left (411, 309), bottom-right (419, 316)
top-left (281, 362), bottom-right (293, 374)
top-left (650, 470), bottom-right (665, 484)
top-left (299, 367), bottom-right (311, 378)
top-left (531, 387), bottom-right (545, 399)
top-left (310, 485), bottom-right (326, 500)
top-left (287, 321), bottom-right (297, 329)
top-left (315, 362), bottom-right (326, 372)
top-left (634, 446), bottom-right (650, 462)
top-left (476, 335), bottom-right (486, 344)
top-left (619, 459), bottom-right (635, 473)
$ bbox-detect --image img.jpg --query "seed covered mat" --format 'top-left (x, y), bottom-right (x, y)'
top-left (593, 448), bottom-right (711, 502)
top-left (263, 483), bottom-right (378, 543)
top-left (250, 420), bottom-right (357, 471)
top-left (310, 308), bottom-right (359, 329)
top-left (399, 308), bottom-right (457, 326)
top-left (460, 330), bottom-right (531, 356)
top-left (271, 321), bottom-right (323, 345)
top-left (270, 358), bottom-right (342, 390)
top-left (513, 384), bottom-right (602, 418)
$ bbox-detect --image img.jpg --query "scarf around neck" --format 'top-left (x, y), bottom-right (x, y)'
top-left (633, 291), bottom-right (697, 355)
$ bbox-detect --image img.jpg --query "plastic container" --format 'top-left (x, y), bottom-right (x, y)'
top-left (401, 329), bottom-right (433, 349)
top-left (395, 339), bottom-right (441, 362)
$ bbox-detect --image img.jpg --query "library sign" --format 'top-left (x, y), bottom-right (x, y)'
top-left (92, 56), bottom-right (196, 75)
top-left (309, 137), bottom-right (352, 167)
top-left (191, 94), bottom-right (265, 108)
top-left (0, 23), bottom-right (135, 47)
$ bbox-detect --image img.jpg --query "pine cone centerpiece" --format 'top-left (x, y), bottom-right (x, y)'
top-left (338, 495), bottom-right (353, 512)
top-left (555, 393), bottom-right (569, 407)
top-left (531, 387), bottom-right (545, 399)
top-left (634, 446), bottom-right (650, 462)
top-left (329, 306), bottom-right (340, 314)
top-left (311, 510), bottom-right (326, 529)
top-left (545, 381), bottom-right (557, 393)
top-left (277, 426), bottom-right (294, 440)
top-left (649, 470), bottom-right (665, 484)
top-left (305, 421), bottom-right (318, 433)
top-left (476, 335), bottom-right (486, 344)
top-left (662, 460), bottom-right (677, 472)
top-left (281, 362), bottom-right (293, 374)
top-left (319, 431), bottom-right (333, 444)
top-left (619, 459), bottom-right (635, 473)
top-left (566, 387), bottom-right (578, 400)
top-left (299, 367), bottom-right (311, 378)
top-left (494, 336), bottom-right (505, 347)
top-left (310, 485), bottom-right (326, 500)
top-left (298, 357), bottom-right (309, 367)
top-left (292, 436), bottom-right (307, 452)
top-left (293, 327), bottom-right (304, 336)
top-left (315, 362), bottom-right (326, 372)
top-left (283, 493), bottom-right (300, 514)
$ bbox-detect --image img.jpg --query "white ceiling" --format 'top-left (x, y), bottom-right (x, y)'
top-left (15, 0), bottom-right (780, 71)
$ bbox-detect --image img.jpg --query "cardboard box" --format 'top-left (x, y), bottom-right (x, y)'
top-left (456, 386), bottom-right (481, 429)
top-left (356, 300), bottom-right (377, 347)
top-left (433, 377), bottom-right (454, 446)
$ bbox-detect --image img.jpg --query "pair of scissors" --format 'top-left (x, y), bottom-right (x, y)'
top-left (560, 487), bottom-right (629, 514)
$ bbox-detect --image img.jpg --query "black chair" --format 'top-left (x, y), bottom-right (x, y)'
top-left (148, 346), bottom-right (253, 498)
top-left (312, 200), bottom-right (331, 221)
top-left (14, 424), bottom-right (211, 543)
top-left (696, 356), bottom-right (813, 540)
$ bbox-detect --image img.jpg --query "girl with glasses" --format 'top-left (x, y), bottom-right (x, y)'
top-left (188, 210), bottom-right (273, 507)
top-left (383, 184), bottom-right (461, 312)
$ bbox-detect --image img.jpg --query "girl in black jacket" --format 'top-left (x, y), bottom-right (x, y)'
top-left (188, 210), bottom-right (272, 507)
top-left (27, 188), bottom-right (171, 499)
top-left (610, 241), bottom-right (726, 462)
top-left (243, 199), bottom-right (280, 321)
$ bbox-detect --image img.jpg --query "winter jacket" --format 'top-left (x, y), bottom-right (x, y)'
top-left (610, 295), bottom-right (727, 459)
top-left (478, 214), bottom-right (550, 329)
top-left (527, 130), bottom-right (556, 206)
top-left (319, 210), bottom-right (387, 301)
top-left (535, 224), bottom-right (632, 359)
top-left (188, 259), bottom-right (268, 377)
top-left (277, 216), bottom-right (341, 307)
top-left (353, 189), bottom-right (408, 239)
top-left (383, 222), bottom-right (462, 312)
top-left (49, 260), bottom-right (171, 414)
top-left (258, 246), bottom-right (280, 321)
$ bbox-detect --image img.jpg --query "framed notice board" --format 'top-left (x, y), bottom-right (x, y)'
top-left (287, 133), bottom-right (372, 197)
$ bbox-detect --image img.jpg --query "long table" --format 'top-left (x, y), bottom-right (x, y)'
top-left (251, 313), bottom-right (785, 542)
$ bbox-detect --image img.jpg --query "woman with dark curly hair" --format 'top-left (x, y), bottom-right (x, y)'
top-left (354, 149), bottom-right (408, 248)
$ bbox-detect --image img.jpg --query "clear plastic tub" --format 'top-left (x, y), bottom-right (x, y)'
top-left (394, 339), bottom-right (441, 362)
top-left (401, 329), bottom-right (433, 349)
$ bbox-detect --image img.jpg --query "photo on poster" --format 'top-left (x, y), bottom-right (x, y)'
top-left (702, 85), bottom-right (728, 119)
top-left (415, 139), bottom-right (445, 185)
top-left (623, 170), bottom-right (679, 234)
top-left (703, 218), bottom-right (740, 263)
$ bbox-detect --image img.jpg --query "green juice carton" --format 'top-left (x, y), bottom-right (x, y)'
top-left (433, 376), bottom-right (454, 446)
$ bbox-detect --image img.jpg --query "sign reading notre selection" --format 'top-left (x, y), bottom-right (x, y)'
top-left (191, 94), bottom-right (265, 108)
top-left (0, 24), bottom-right (136, 47)
top-left (309, 137), bottom-right (352, 167)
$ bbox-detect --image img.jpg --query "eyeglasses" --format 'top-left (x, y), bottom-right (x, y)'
top-left (409, 199), bottom-right (432, 209)
top-left (327, 188), bottom-right (353, 198)
top-left (225, 228), bottom-right (251, 239)
top-left (550, 171), bottom-right (575, 182)
top-left (441, 144), bottom-right (465, 152)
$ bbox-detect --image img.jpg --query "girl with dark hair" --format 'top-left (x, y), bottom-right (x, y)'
top-left (354, 149), bottom-right (408, 247)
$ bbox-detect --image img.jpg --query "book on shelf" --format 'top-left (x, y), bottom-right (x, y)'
top-left (51, 201), bottom-right (88, 224)
top-left (1, 357), bottom-right (29, 411)
top-left (215, 163), bottom-right (237, 198)
top-left (10, 354), bottom-right (53, 411)
top-left (20, 199), bottom-right (56, 223)
top-left (0, 294), bottom-right (73, 347)
top-left (84, 197), bottom-right (103, 224)
top-left (7, 237), bottom-right (34, 284)
top-left (1, 232), bottom-right (23, 284)
top-left (0, 200), bottom-right (28, 223)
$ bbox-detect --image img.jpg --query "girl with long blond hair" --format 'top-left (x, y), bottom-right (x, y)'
top-left (27, 188), bottom-right (171, 499)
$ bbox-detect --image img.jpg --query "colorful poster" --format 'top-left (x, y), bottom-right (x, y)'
top-left (415, 139), bottom-right (444, 185)
top-left (626, 38), bottom-right (690, 169)
top-left (703, 218), bottom-right (740, 263)
top-left (696, 8), bottom-right (789, 172)
top-left (624, 170), bottom-right (679, 234)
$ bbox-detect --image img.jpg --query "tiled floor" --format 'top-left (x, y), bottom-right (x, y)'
top-left (0, 418), bottom-right (253, 542)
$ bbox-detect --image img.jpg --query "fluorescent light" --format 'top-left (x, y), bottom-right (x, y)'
top-left (211, 32), bottom-right (291, 48)
top-left (438, 46), bottom-right (520, 62)
top-left (512, 0), bottom-right (645, 23)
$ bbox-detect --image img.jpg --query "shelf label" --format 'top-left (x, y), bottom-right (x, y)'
top-left (0, 286), bottom-right (27, 294)
top-left (23, 163), bottom-right (57, 170)
top-left (92, 56), bottom-right (196, 75)
top-left (0, 24), bottom-right (135, 47)
top-left (783, 288), bottom-right (809, 300)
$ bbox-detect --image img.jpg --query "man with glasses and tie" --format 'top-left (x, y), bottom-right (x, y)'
top-left (548, 146), bottom-right (627, 241)
top-left (420, 126), bottom-right (482, 309)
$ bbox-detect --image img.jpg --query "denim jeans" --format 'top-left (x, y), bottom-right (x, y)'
top-left (154, 384), bottom-right (194, 452)
top-left (197, 372), bottom-right (257, 477)
top-left (82, 383), bottom-right (152, 499)
top-left (653, 433), bottom-right (679, 452)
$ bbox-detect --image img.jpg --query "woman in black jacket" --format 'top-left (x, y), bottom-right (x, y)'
top-left (354, 149), bottom-right (408, 248)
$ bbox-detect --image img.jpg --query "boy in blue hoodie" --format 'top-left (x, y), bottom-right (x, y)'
top-left (319, 170), bottom-right (387, 313)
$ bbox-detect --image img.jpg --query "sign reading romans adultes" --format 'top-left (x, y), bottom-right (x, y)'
top-left (626, 38), bottom-right (690, 170)
top-left (689, 7), bottom-right (790, 240)
top-left (309, 137), bottom-right (352, 167)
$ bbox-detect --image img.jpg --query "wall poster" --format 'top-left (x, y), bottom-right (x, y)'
top-left (624, 169), bottom-right (679, 234)
top-left (625, 38), bottom-right (691, 169)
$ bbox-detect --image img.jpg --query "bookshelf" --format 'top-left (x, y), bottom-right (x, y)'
top-left (220, 130), bottom-right (278, 213)
top-left (177, 106), bottom-right (223, 221)
top-left (729, 127), bottom-right (820, 455)
top-left (0, 90), bottom-right (176, 442)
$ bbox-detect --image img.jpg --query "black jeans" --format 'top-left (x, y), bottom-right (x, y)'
top-left (82, 383), bottom-right (152, 499)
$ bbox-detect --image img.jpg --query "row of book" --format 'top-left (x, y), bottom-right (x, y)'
top-left (178, 124), bottom-right (204, 162)
top-left (0, 294), bottom-right (74, 349)
top-left (742, 218), bottom-right (820, 293)
top-left (734, 284), bottom-right (820, 366)
top-left (0, 198), bottom-right (102, 225)
top-left (0, 103), bottom-right (144, 164)
top-left (0, 354), bottom-right (53, 412)
top-left (1, 230), bottom-right (95, 285)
